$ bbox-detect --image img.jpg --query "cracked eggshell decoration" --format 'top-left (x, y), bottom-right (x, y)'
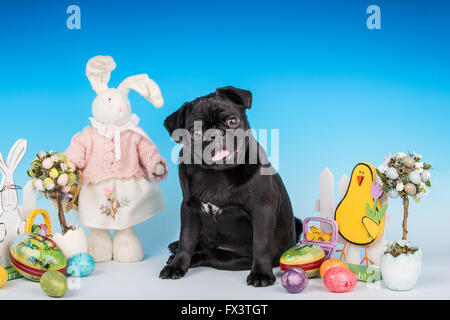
top-left (280, 244), bottom-right (325, 278)
top-left (9, 233), bottom-right (67, 281)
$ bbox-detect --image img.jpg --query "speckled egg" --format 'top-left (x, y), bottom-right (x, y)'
top-left (404, 183), bottom-right (417, 196)
top-left (323, 267), bottom-right (357, 293)
top-left (40, 270), bottom-right (68, 297)
top-left (402, 156), bottom-right (416, 168)
top-left (281, 268), bottom-right (308, 293)
top-left (66, 253), bottom-right (95, 277)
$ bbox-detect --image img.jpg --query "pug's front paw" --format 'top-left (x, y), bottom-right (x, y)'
top-left (246, 271), bottom-right (275, 287)
top-left (159, 263), bottom-right (186, 280)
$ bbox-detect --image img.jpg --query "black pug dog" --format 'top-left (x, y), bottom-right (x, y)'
top-left (160, 86), bottom-right (302, 287)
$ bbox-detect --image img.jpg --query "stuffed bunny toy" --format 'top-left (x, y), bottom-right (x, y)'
top-left (66, 56), bottom-right (168, 263)
top-left (0, 139), bottom-right (34, 267)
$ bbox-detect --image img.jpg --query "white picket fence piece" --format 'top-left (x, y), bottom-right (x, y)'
top-left (315, 167), bottom-right (390, 266)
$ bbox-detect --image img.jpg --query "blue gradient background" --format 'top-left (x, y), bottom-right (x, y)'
top-left (0, 0), bottom-right (449, 258)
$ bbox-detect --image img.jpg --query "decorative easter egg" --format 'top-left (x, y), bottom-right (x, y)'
top-left (33, 179), bottom-right (45, 192)
top-left (386, 167), bottom-right (399, 180)
top-left (67, 253), bottom-right (95, 277)
top-left (40, 271), bottom-right (68, 297)
top-left (57, 173), bottom-right (69, 186)
top-left (320, 259), bottom-right (349, 278)
top-left (61, 185), bottom-right (71, 193)
top-left (402, 156), bottom-right (415, 168)
top-left (10, 233), bottom-right (67, 281)
top-left (280, 244), bottom-right (325, 278)
top-left (42, 158), bottom-right (54, 170)
top-left (0, 266), bottom-right (8, 288)
top-left (281, 267), bottom-right (308, 293)
top-left (43, 178), bottom-right (55, 191)
top-left (421, 170), bottom-right (431, 182)
top-left (409, 171), bottom-right (421, 185)
top-left (323, 267), bottom-right (358, 293)
top-left (388, 189), bottom-right (400, 199)
top-left (404, 183), bottom-right (417, 196)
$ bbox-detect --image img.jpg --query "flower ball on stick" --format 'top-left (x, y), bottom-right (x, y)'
top-left (377, 152), bottom-right (432, 241)
top-left (27, 151), bottom-right (80, 234)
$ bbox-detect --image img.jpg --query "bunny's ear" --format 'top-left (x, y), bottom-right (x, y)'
top-left (0, 152), bottom-right (7, 175)
top-left (6, 139), bottom-right (27, 174)
top-left (118, 74), bottom-right (164, 108)
top-left (86, 56), bottom-right (116, 94)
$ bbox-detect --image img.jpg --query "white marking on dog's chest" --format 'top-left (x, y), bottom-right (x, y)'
top-left (200, 202), bottom-right (222, 216)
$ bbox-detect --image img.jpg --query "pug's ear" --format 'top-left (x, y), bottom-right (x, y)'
top-left (164, 103), bottom-right (188, 143)
top-left (216, 86), bottom-right (252, 109)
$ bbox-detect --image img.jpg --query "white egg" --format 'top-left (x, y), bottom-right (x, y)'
top-left (388, 190), bottom-right (400, 199)
top-left (33, 179), bottom-right (45, 192)
top-left (386, 167), bottom-right (399, 180)
top-left (421, 170), bottom-right (431, 182)
top-left (409, 171), bottom-right (421, 185)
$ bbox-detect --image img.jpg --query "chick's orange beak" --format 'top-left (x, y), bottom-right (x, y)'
top-left (357, 175), bottom-right (364, 186)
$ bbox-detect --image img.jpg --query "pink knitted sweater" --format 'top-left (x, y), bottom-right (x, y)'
top-left (66, 126), bottom-right (168, 185)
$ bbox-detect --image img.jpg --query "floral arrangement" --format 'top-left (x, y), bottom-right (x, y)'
top-left (27, 151), bottom-right (80, 234)
top-left (376, 151), bottom-right (432, 246)
top-left (376, 152), bottom-right (431, 202)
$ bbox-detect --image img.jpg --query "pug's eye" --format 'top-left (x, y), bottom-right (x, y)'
top-left (192, 128), bottom-right (202, 140)
top-left (225, 116), bottom-right (240, 128)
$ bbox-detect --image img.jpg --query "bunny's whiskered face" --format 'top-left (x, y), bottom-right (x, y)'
top-left (92, 88), bottom-right (132, 126)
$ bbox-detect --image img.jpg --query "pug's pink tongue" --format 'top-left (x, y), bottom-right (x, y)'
top-left (212, 150), bottom-right (230, 161)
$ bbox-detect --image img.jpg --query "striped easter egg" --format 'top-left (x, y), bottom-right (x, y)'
top-left (9, 233), bottom-right (67, 281)
top-left (280, 244), bottom-right (325, 278)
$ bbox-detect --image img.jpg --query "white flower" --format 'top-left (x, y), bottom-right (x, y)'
top-left (418, 181), bottom-right (425, 189)
top-left (384, 153), bottom-right (393, 164)
top-left (396, 182), bottom-right (404, 191)
top-left (415, 162), bottom-right (423, 169)
top-left (395, 152), bottom-right (407, 159)
top-left (396, 239), bottom-right (408, 247)
top-left (376, 176), bottom-right (384, 187)
top-left (416, 191), bottom-right (429, 199)
top-left (51, 155), bottom-right (60, 162)
top-left (378, 164), bottom-right (388, 174)
top-left (412, 153), bottom-right (422, 160)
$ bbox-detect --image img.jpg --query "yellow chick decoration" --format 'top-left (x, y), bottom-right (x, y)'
top-left (305, 226), bottom-right (332, 243)
top-left (335, 163), bottom-right (387, 266)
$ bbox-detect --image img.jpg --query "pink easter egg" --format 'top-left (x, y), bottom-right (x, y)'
top-left (323, 267), bottom-right (357, 293)
top-left (61, 185), bottom-right (71, 193)
top-left (57, 174), bottom-right (69, 186)
top-left (42, 158), bottom-right (54, 170)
